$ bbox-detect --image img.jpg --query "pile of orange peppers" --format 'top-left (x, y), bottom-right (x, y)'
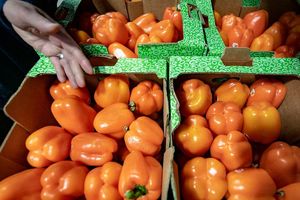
top-left (215, 10), bottom-right (300, 58)
top-left (175, 78), bottom-right (300, 200)
top-left (69, 7), bottom-right (183, 59)
top-left (0, 76), bottom-right (165, 200)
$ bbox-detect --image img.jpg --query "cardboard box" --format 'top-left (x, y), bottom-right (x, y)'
top-left (56, 0), bottom-right (207, 60)
top-left (206, 0), bottom-right (300, 57)
top-left (142, 0), bottom-right (178, 20)
top-left (168, 55), bottom-right (300, 199)
top-left (1, 51), bottom-right (173, 199)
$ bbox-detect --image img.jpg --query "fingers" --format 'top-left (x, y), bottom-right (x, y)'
top-left (50, 57), bottom-right (66, 83)
top-left (59, 58), bottom-right (77, 88)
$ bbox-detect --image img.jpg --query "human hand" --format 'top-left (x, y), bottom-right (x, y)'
top-left (3, 0), bottom-right (93, 88)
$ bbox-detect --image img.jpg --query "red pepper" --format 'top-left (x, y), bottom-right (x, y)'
top-left (228, 24), bottom-right (255, 47)
top-left (244, 10), bottom-right (269, 37)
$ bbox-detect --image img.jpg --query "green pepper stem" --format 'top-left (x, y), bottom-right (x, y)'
top-left (275, 190), bottom-right (285, 197)
top-left (129, 101), bottom-right (136, 112)
top-left (125, 185), bottom-right (147, 200)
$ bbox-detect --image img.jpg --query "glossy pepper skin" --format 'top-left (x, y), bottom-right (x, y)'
top-left (94, 103), bottom-right (135, 139)
top-left (210, 131), bottom-right (252, 171)
top-left (181, 157), bottom-right (227, 200)
top-left (279, 12), bottom-right (297, 29)
top-left (26, 126), bottom-right (72, 168)
top-left (250, 33), bottom-right (274, 51)
top-left (118, 151), bottom-right (162, 200)
top-left (94, 74), bottom-right (130, 108)
top-left (133, 13), bottom-right (157, 34)
top-left (134, 33), bottom-right (161, 55)
top-left (124, 116), bottom-right (163, 156)
top-left (149, 20), bottom-right (178, 43)
top-left (93, 15), bottom-right (129, 46)
top-left (163, 7), bottom-right (183, 37)
top-left (125, 22), bottom-right (145, 39)
top-left (69, 29), bottom-right (91, 44)
top-left (84, 162), bottom-right (123, 200)
top-left (247, 78), bottom-right (287, 108)
top-left (70, 133), bottom-right (118, 166)
top-left (206, 101), bottom-right (243, 135)
top-left (130, 80), bottom-right (163, 115)
top-left (276, 182), bottom-right (300, 200)
top-left (227, 168), bottom-right (276, 200)
top-left (265, 22), bottom-right (287, 50)
top-left (215, 79), bottom-right (250, 109)
top-left (274, 45), bottom-right (295, 58)
top-left (50, 80), bottom-right (90, 104)
top-left (214, 10), bottom-right (222, 28)
top-left (244, 10), bottom-right (269, 37)
top-left (260, 142), bottom-right (300, 188)
top-left (228, 24), bottom-right (255, 47)
top-left (51, 96), bottom-right (97, 134)
top-left (176, 79), bottom-right (212, 117)
top-left (222, 14), bottom-right (243, 34)
top-left (0, 168), bottom-right (45, 200)
top-left (105, 12), bottom-right (128, 24)
top-left (174, 115), bottom-right (213, 157)
top-left (108, 42), bottom-right (137, 58)
top-left (40, 161), bottom-right (89, 200)
top-left (243, 102), bottom-right (281, 144)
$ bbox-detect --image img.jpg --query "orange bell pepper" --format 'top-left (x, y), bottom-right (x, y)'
top-left (41, 161), bottom-right (89, 200)
top-left (86, 37), bottom-right (100, 44)
top-left (250, 33), bottom-right (274, 51)
top-left (90, 13), bottom-right (100, 24)
top-left (50, 80), bottom-right (90, 104)
top-left (174, 115), bottom-right (213, 156)
top-left (265, 22), bottom-right (287, 49)
top-left (133, 13), bottom-right (157, 34)
top-left (105, 12), bottom-right (128, 24)
top-left (274, 45), bottom-right (295, 58)
top-left (260, 141), bottom-right (300, 188)
top-left (125, 22), bottom-right (145, 39)
top-left (206, 101), bottom-right (243, 135)
top-left (149, 20), bottom-right (178, 43)
top-left (84, 162), bottom-right (123, 200)
top-left (228, 24), bottom-right (255, 47)
top-left (93, 103), bottom-right (135, 139)
top-left (163, 7), bottom-right (183, 36)
top-left (134, 33), bottom-right (162, 55)
top-left (214, 10), bottom-right (222, 28)
top-left (70, 133), bottom-right (118, 166)
top-left (276, 182), bottom-right (300, 200)
top-left (108, 42), bottom-right (138, 58)
top-left (127, 35), bottom-right (137, 51)
top-left (243, 101), bottom-right (281, 144)
top-left (94, 74), bottom-right (130, 108)
top-left (210, 131), bottom-right (252, 171)
top-left (181, 157), bottom-right (227, 200)
top-left (227, 168), bottom-right (276, 200)
top-left (129, 80), bottom-right (163, 115)
top-left (244, 10), bottom-right (269, 37)
top-left (219, 29), bottom-right (229, 46)
top-left (93, 15), bottom-right (129, 46)
top-left (247, 78), bottom-right (287, 108)
top-left (222, 14), bottom-right (244, 34)
top-left (279, 12), bottom-right (297, 29)
top-left (176, 79), bottom-right (212, 117)
top-left (215, 79), bottom-right (250, 109)
top-left (26, 126), bottom-right (72, 168)
top-left (51, 96), bottom-right (97, 134)
top-left (118, 151), bottom-right (162, 200)
top-left (69, 29), bottom-right (91, 44)
top-left (124, 116), bottom-right (163, 156)
top-left (286, 32), bottom-right (300, 51)
top-left (0, 168), bottom-right (44, 200)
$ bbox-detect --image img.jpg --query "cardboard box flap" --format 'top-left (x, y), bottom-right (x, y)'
top-left (4, 76), bottom-right (57, 133)
top-left (126, 0), bottom-right (143, 21)
top-left (162, 147), bottom-right (175, 200)
top-left (143, 0), bottom-right (178, 20)
top-left (0, 155), bottom-right (27, 180)
top-left (221, 48), bottom-right (253, 66)
top-left (0, 123), bottom-right (29, 166)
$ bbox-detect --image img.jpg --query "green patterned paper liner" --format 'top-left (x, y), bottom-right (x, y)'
top-left (169, 56), bottom-right (300, 133)
top-left (242, 0), bottom-right (261, 7)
